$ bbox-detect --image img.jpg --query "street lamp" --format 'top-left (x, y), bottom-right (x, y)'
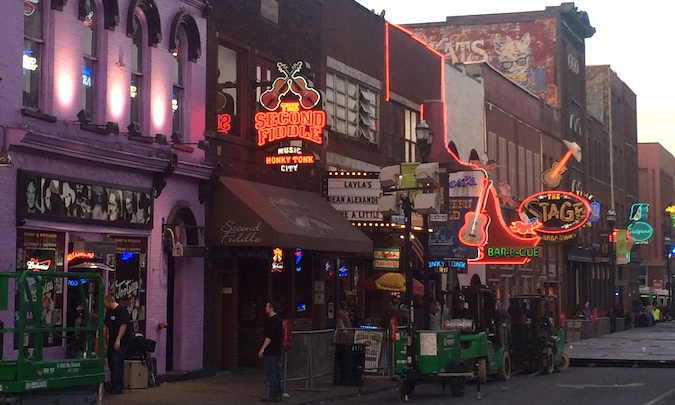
top-left (377, 164), bottom-right (439, 374)
top-left (415, 120), bottom-right (433, 163)
top-left (664, 236), bottom-right (672, 306)
top-left (415, 120), bottom-right (433, 329)
top-left (607, 209), bottom-right (617, 324)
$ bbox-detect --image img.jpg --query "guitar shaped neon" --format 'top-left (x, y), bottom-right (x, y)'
top-left (458, 178), bottom-right (492, 247)
top-left (541, 140), bottom-right (582, 188)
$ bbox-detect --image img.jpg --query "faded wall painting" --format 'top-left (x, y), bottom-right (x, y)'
top-left (412, 19), bottom-right (558, 107)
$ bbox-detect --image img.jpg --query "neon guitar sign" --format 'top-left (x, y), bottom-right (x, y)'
top-left (458, 177), bottom-right (492, 246)
top-left (541, 140), bottom-right (582, 188)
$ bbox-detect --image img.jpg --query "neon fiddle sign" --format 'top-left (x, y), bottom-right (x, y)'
top-left (255, 102), bottom-right (325, 146)
top-left (255, 61), bottom-right (326, 147)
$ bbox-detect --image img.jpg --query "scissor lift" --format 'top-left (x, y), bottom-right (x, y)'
top-left (0, 271), bottom-right (105, 404)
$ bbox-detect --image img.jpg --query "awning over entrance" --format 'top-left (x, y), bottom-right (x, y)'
top-left (207, 177), bottom-right (373, 254)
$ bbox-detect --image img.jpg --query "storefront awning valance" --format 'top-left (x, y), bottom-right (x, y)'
top-left (207, 177), bottom-right (373, 254)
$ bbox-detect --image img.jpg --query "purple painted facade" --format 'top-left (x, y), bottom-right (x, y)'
top-left (0, 0), bottom-right (212, 376)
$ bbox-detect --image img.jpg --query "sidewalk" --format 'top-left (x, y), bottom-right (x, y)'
top-left (565, 320), bottom-right (675, 366)
top-left (102, 369), bottom-right (398, 405)
top-left (103, 322), bottom-right (675, 404)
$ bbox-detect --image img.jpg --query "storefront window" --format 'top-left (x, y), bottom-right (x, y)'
top-left (15, 229), bottom-right (66, 349)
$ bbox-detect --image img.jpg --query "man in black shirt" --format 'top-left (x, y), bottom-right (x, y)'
top-left (104, 293), bottom-right (130, 395)
top-left (258, 299), bottom-right (283, 402)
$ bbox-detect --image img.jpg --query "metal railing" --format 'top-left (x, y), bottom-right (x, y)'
top-left (282, 327), bottom-right (394, 390)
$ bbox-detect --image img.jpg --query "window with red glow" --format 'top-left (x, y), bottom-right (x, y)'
top-left (216, 44), bottom-right (240, 135)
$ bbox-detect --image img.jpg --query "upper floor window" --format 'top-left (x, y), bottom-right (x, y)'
top-left (82, 0), bottom-right (97, 117)
top-left (172, 31), bottom-right (185, 137)
top-left (216, 45), bottom-right (239, 136)
top-left (130, 13), bottom-right (143, 129)
top-left (325, 72), bottom-right (379, 145)
top-left (24, 0), bottom-right (44, 109)
top-left (255, 59), bottom-right (275, 112)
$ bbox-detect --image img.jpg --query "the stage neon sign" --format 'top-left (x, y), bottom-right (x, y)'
top-left (515, 191), bottom-right (591, 235)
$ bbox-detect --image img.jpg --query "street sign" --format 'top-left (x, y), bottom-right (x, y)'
top-left (654, 279), bottom-right (663, 289)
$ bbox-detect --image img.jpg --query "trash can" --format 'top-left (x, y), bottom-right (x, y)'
top-left (333, 343), bottom-right (366, 386)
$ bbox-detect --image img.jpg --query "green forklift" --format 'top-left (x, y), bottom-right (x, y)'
top-left (393, 326), bottom-right (471, 399)
top-left (0, 270), bottom-right (106, 404)
top-left (455, 284), bottom-right (512, 384)
top-left (507, 295), bottom-right (570, 374)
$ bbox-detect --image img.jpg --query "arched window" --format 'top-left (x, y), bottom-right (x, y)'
top-left (23, 0), bottom-right (45, 109)
top-left (130, 13), bottom-right (143, 130)
top-left (82, 0), bottom-right (98, 118)
top-left (169, 12), bottom-right (201, 141)
top-left (171, 30), bottom-right (185, 138)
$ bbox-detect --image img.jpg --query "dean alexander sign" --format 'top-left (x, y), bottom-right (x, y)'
top-left (516, 191), bottom-right (591, 241)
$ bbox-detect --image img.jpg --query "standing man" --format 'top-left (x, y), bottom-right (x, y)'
top-left (104, 293), bottom-right (130, 395)
top-left (258, 299), bottom-right (283, 402)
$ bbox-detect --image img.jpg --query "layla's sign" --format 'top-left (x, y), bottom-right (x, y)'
top-left (516, 191), bottom-right (590, 235)
top-left (255, 61), bottom-right (326, 147)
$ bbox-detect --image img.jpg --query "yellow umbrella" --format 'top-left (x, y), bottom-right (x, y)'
top-left (369, 272), bottom-right (424, 295)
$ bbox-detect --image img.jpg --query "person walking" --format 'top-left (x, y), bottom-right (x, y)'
top-left (104, 293), bottom-right (130, 395)
top-left (258, 299), bottom-right (283, 402)
top-left (335, 301), bottom-right (352, 343)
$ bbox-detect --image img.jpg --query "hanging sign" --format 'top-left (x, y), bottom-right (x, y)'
top-left (515, 191), bottom-right (590, 240)
top-left (255, 61), bottom-right (325, 148)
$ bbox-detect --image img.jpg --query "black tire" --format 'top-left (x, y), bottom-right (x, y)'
top-left (556, 353), bottom-right (570, 372)
top-left (541, 348), bottom-right (554, 374)
top-left (449, 365), bottom-right (467, 397)
top-left (476, 357), bottom-right (488, 384)
top-left (497, 351), bottom-right (512, 381)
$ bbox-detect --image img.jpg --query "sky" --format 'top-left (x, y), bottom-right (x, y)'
top-left (354, 0), bottom-right (675, 157)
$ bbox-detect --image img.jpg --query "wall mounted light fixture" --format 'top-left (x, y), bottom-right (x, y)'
top-left (0, 125), bottom-right (14, 167)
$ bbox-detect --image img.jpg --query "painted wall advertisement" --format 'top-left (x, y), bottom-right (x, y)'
top-left (411, 19), bottom-right (559, 106)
